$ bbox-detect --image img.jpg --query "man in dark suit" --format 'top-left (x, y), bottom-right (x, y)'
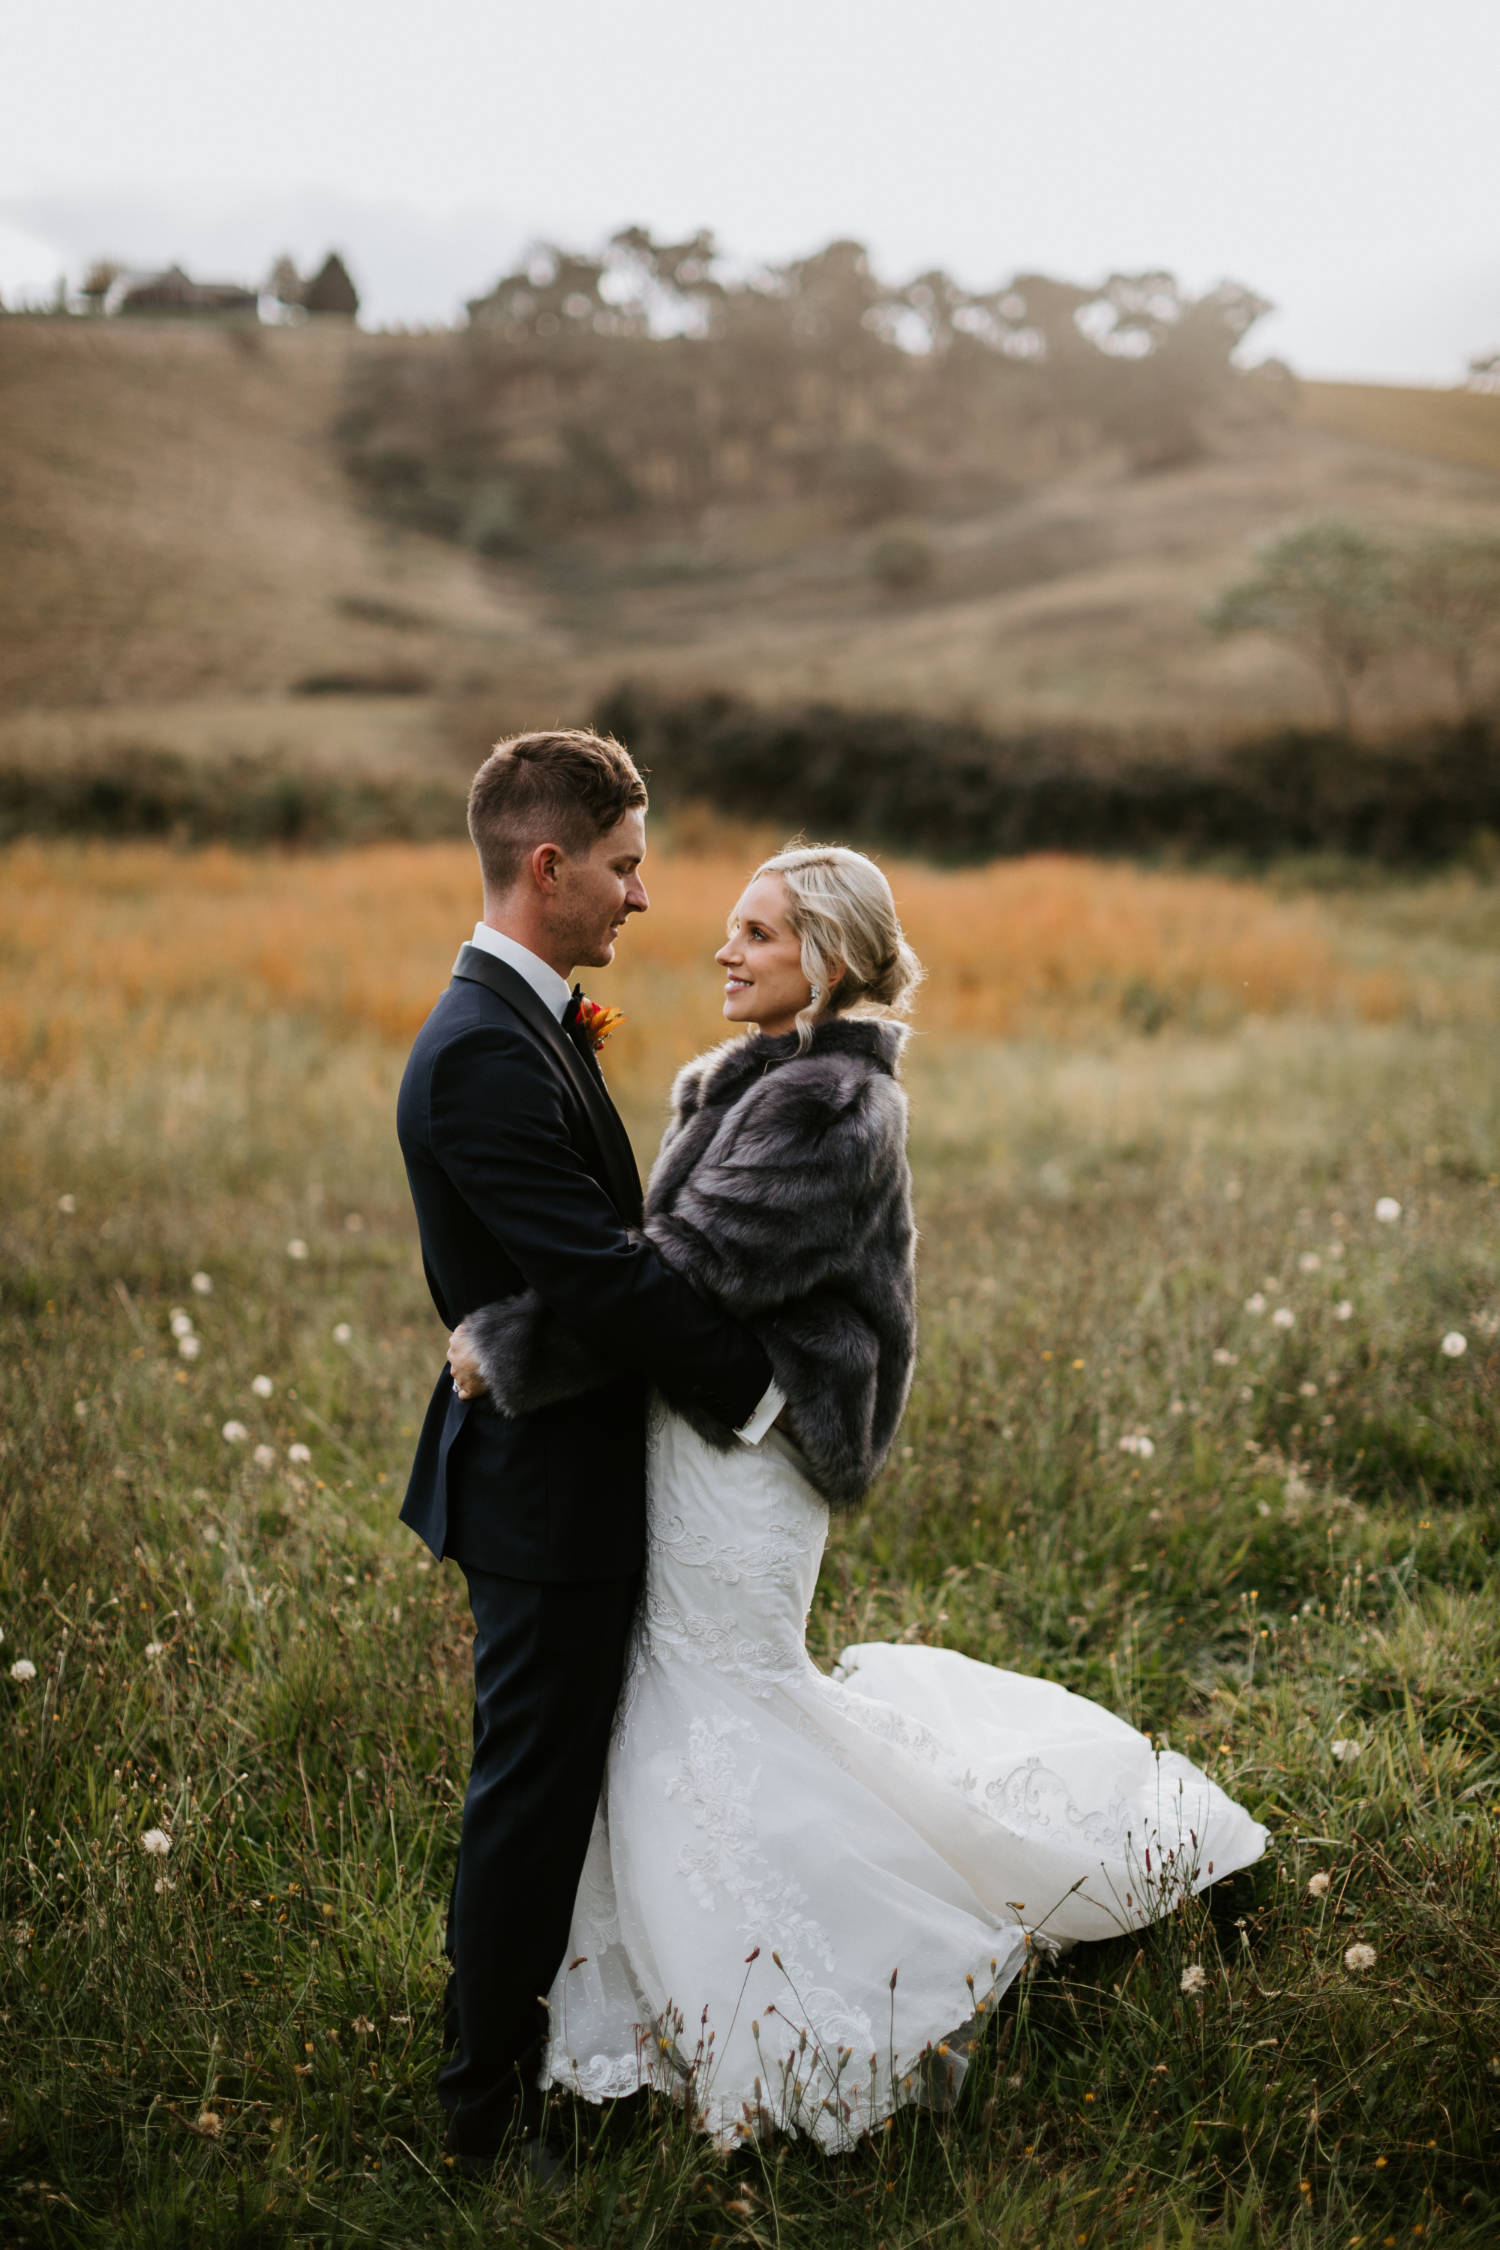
top-left (396, 729), bottom-right (779, 2171)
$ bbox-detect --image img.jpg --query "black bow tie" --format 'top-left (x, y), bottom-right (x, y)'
top-left (563, 985), bottom-right (595, 1061)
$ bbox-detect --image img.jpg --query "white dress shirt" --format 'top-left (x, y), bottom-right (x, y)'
top-left (464, 923), bottom-right (784, 1446)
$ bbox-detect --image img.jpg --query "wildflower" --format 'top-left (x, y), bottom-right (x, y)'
top-left (344, 1213), bottom-right (364, 1232)
top-left (196, 2110), bottom-right (222, 2137)
top-left (1440, 1332), bottom-right (1467, 1358)
top-left (141, 1829), bottom-right (172, 1857)
top-left (1244, 1292), bottom-right (1267, 1315)
top-left (1271, 1307), bottom-right (1295, 1330)
top-left (57, 1193), bottom-right (76, 1214)
top-left (1212, 1347), bottom-right (1238, 1365)
top-left (1327, 1240), bottom-right (1345, 1261)
top-left (73, 1399), bottom-right (89, 1419)
top-left (9, 1659), bottom-right (37, 1683)
top-left (1331, 1739), bottom-right (1362, 1763)
top-left (1343, 1942), bottom-right (1376, 1971)
top-left (1334, 1300), bottom-right (1354, 1321)
top-left (178, 1335), bottom-right (201, 1361)
top-left (251, 1374), bottom-right (274, 1398)
top-left (154, 1876), bottom-right (174, 1894)
top-left (286, 1239), bottom-right (309, 1261)
top-left (1298, 1380), bottom-right (1318, 1397)
top-left (169, 1309), bottom-right (195, 1339)
top-left (1118, 1433), bottom-right (1155, 1459)
top-left (252, 1444), bottom-right (277, 1469)
top-left (288, 1443), bottom-right (312, 1465)
top-left (222, 1420), bottom-right (248, 1444)
top-left (1168, 1398), bottom-right (1185, 1416)
top-left (143, 1640), bottom-right (165, 1661)
top-left (352, 2015), bottom-right (375, 2035)
top-left (1179, 1964), bottom-right (1208, 1994)
top-left (1298, 1251), bottom-right (1322, 1273)
top-left (1374, 1197), bottom-right (1401, 1224)
top-left (1307, 1872), bottom-right (1332, 1898)
top-left (191, 1271), bottom-right (213, 1295)
top-left (332, 1322), bottom-right (353, 1344)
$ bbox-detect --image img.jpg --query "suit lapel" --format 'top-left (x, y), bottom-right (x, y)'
top-left (451, 945), bottom-right (643, 1222)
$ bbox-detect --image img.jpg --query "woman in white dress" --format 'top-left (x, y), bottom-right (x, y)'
top-left (447, 845), bottom-right (1267, 2152)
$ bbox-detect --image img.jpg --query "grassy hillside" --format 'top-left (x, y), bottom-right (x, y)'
top-left (1, 323), bottom-right (1497, 754)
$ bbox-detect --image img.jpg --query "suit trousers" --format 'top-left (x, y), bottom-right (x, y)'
top-left (438, 1564), bottom-right (639, 2154)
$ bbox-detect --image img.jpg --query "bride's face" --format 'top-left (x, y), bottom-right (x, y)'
top-left (716, 873), bottom-right (815, 1035)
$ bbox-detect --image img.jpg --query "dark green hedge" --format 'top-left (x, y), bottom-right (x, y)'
top-left (598, 687), bottom-right (1500, 865)
top-left (0, 750), bottom-right (467, 847)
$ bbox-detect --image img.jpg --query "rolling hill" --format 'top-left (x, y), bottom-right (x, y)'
top-left (1, 318), bottom-right (1497, 775)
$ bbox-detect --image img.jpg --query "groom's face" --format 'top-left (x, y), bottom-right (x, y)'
top-left (557, 808), bottom-right (649, 970)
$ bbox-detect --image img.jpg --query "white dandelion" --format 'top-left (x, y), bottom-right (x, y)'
top-left (178, 1335), bottom-right (201, 1362)
top-left (1118, 1433), bottom-right (1156, 1459)
top-left (251, 1375), bottom-right (274, 1398)
top-left (1307, 1872), bottom-right (1332, 1899)
top-left (287, 1443), bottom-right (312, 1465)
top-left (1244, 1292), bottom-right (1267, 1315)
top-left (1343, 1943), bottom-right (1376, 1972)
top-left (1440, 1332), bottom-right (1467, 1359)
top-left (252, 1444), bottom-right (277, 1470)
top-left (332, 1323), bottom-right (353, 1345)
top-left (221, 1420), bottom-right (249, 1444)
top-left (1179, 1964), bottom-right (1208, 1994)
top-left (195, 2110), bottom-right (222, 2137)
top-left (1331, 1739), bottom-right (1362, 1763)
top-left (1334, 1300), bottom-right (1354, 1321)
top-left (143, 1640), bottom-right (165, 1661)
top-left (1212, 1347), bottom-right (1238, 1366)
top-left (1298, 1380), bottom-right (1318, 1397)
top-left (169, 1309), bottom-right (195, 1339)
top-left (286, 1239), bottom-right (309, 1261)
top-left (10, 1658), bottom-right (37, 1683)
top-left (1271, 1307), bottom-right (1295, 1330)
top-left (1298, 1252), bottom-right (1322, 1273)
top-left (1374, 1197), bottom-right (1402, 1224)
top-left (140, 1829), bottom-right (172, 1857)
top-left (344, 1213), bottom-right (364, 1233)
top-left (57, 1193), bottom-right (77, 1214)
top-left (191, 1271), bottom-right (213, 1295)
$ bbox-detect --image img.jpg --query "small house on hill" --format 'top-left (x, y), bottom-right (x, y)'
top-left (301, 254), bottom-right (359, 318)
top-left (107, 265), bottom-right (259, 319)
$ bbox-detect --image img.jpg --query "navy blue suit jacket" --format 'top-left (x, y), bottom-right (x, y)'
top-left (396, 945), bottom-right (773, 1580)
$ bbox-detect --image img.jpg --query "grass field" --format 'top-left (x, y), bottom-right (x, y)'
top-left (3, 840), bottom-right (1499, 2247)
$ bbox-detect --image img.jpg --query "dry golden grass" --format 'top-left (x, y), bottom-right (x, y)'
top-left (1296, 380), bottom-right (1500, 477)
top-left (5, 839), bottom-right (1483, 1106)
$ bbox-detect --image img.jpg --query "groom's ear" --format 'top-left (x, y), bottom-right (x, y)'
top-left (526, 840), bottom-right (567, 894)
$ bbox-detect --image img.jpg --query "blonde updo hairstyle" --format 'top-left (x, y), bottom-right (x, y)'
top-left (755, 844), bottom-right (924, 1050)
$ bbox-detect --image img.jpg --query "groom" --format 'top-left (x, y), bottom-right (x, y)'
top-left (396, 728), bottom-right (780, 2168)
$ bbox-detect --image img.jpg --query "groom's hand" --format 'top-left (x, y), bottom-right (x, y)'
top-left (446, 1322), bottom-right (487, 1401)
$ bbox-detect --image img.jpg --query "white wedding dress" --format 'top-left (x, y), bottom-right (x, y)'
top-left (541, 1405), bottom-right (1267, 2150)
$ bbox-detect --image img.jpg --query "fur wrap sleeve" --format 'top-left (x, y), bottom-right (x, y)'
top-left (460, 1015), bottom-right (917, 1510)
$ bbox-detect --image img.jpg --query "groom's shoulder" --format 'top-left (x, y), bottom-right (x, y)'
top-left (403, 978), bottom-right (539, 1078)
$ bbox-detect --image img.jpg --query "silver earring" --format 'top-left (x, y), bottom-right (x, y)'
top-left (810, 984), bottom-right (822, 1003)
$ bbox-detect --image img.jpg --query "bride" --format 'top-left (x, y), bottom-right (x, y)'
top-left (447, 843), bottom-right (1266, 2152)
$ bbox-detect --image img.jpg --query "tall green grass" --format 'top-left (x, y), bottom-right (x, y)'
top-left (2, 974), bottom-right (1498, 2243)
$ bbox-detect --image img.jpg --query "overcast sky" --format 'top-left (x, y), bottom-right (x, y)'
top-left (2, 0), bottom-right (1496, 381)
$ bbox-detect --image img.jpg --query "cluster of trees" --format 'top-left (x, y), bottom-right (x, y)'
top-left (337, 229), bottom-right (1275, 548)
top-left (1208, 521), bottom-right (1500, 727)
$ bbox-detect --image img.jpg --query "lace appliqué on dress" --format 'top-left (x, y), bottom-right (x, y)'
top-left (666, 1713), bottom-right (838, 1983)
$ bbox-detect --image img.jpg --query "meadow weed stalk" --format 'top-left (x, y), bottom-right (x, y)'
top-left (2, 835), bottom-right (1498, 2244)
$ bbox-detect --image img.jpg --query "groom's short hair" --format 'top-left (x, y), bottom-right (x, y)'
top-left (468, 729), bottom-right (648, 893)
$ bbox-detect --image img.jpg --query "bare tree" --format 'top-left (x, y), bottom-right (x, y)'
top-left (1206, 521), bottom-right (1394, 732)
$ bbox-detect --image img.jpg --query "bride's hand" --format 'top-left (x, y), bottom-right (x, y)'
top-left (447, 1321), bottom-right (487, 1401)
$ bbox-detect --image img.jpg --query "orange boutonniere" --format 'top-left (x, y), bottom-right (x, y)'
top-left (575, 997), bottom-right (626, 1053)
